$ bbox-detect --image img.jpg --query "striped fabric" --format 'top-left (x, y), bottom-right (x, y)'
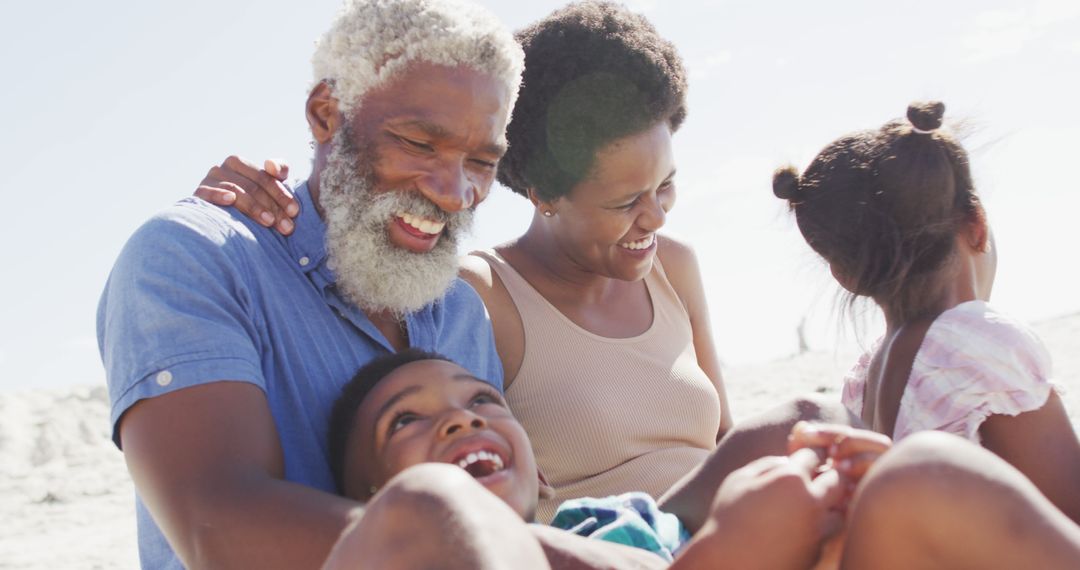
top-left (842, 301), bottom-right (1056, 442)
top-left (550, 492), bottom-right (691, 562)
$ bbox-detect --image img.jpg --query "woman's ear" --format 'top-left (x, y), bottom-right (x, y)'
top-left (306, 81), bottom-right (341, 145)
top-left (527, 188), bottom-right (558, 218)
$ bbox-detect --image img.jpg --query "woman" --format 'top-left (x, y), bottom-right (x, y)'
top-left (197, 2), bottom-right (746, 522)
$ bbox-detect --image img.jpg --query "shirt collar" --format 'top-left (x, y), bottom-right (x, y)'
top-left (289, 181), bottom-right (329, 277)
top-left (288, 180), bottom-right (435, 349)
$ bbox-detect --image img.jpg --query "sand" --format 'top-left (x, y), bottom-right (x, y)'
top-left (1, 313), bottom-right (1076, 569)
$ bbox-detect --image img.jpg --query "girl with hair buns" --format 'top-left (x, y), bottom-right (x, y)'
top-left (773, 101), bottom-right (1080, 523)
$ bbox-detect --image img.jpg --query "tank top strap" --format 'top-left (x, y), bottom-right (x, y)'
top-left (647, 253), bottom-right (693, 326)
top-left (468, 249), bottom-right (555, 327)
top-left (471, 248), bottom-right (691, 341)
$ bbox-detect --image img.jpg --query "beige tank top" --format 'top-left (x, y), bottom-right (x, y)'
top-left (473, 249), bottom-right (721, 522)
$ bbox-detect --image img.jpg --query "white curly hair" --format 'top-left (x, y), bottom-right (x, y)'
top-left (311, 0), bottom-right (523, 118)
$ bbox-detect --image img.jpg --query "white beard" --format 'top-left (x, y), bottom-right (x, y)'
top-left (318, 129), bottom-right (474, 317)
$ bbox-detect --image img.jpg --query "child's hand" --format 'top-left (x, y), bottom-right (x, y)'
top-left (788, 422), bottom-right (892, 519)
top-left (675, 449), bottom-right (845, 570)
top-left (788, 422), bottom-right (892, 482)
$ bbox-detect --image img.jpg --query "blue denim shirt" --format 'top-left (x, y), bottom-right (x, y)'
top-left (97, 182), bottom-right (502, 569)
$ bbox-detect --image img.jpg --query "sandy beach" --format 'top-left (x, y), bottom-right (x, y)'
top-left (1, 312), bottom-right (1076, 569)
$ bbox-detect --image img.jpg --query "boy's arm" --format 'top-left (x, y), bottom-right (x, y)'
top-left (672, 449), bottom-right (845, 570)
top-left (120, 381), bottom-right (360, 569)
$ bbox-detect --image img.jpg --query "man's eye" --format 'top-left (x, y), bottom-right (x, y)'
top-left (399, 137), bottom-right (434, 152)
top-left (470, 158), bottom-right (498, 170)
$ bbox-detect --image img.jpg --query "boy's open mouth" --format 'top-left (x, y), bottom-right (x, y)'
top-left (452, 448), bottom-right (507, 479)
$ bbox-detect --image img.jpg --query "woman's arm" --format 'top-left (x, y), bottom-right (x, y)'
top-left (979, 391), bottom-right (1080, 524)
top-left (657, 235), bottom-right (733, 440)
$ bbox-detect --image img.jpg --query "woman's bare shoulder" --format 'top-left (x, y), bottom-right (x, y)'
top-left (656, 234), bottom-right (704, 300)
top-left (459, 252), bottom-right (496, 292)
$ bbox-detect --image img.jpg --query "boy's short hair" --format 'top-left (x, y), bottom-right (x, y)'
top-left (328, 348), bottom-right (454, 494)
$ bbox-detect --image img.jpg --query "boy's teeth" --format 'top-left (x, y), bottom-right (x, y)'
top-left (456, 449), bottom-right (505, 471)
top-left (398, 212), bottom-right (445, 235)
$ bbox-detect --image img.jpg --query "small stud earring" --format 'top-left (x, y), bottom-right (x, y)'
top-left (369, 485), bottom-right (379, 496)
top-left (542, 210), bottom-right (554, 217)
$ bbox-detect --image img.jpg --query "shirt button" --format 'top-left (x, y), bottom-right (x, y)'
top-left (299, 256), bottom-right (310, 267)
top-left (155, 370), bottom-right (173, 387)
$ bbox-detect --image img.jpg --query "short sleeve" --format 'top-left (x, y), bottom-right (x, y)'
top-left (97, 203), bottom-right (266, 447)
top-left (896, 303), bottom-right (1056, 442)
top-left (841, 341), bottom-right (881, 421)
top-left (432, 278), bottom-right (504, 392)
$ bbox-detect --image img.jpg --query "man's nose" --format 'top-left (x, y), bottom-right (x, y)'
top-left (416, 159), bottom-right (477, 213)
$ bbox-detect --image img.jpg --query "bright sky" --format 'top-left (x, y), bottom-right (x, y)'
top-left (2, 0), bottom-right (1077, 391)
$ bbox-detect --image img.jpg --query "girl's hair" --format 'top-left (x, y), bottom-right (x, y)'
top-left (773, 102), bottom-right (982, 321)
top-left (497, 1), bottom-right (688, 201)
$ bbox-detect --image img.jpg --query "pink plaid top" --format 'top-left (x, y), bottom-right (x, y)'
top-left (842, 301), bottom-right (1056, 442)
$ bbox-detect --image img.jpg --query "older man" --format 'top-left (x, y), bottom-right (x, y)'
top-left (97, 1), bottom-right (531, 567)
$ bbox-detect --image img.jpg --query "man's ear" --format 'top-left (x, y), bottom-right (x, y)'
top-left (537, 468), bottom-right (556, 500)
top-left (307, 81), bottom-right (341, 145)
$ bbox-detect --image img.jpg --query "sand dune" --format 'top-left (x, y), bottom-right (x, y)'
top-left (1, 314), bottom-right (1076, 568)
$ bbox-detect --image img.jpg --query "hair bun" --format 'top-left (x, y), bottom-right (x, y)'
top-left (907, 101), bottom-right (945, 133)
top-left (772, 166), bottom-right (801, 201)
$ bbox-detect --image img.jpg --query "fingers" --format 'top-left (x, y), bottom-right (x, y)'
top-left (809, 468), bottom-right (845, 509)
top-left (195, 185), bottom-right (237, 206)
top-left (788, 422), bottom-right (853, 453)
top-left (833, 451), bottom-right (884, 480)
top-left (196, 156), bottom-right (298, 235)
top-left (788, 447), bottom-right (826, 476)
top-left (789, 423), bottom-right (891, 476)
top-left (219, 156), bottom-right (297, 233)
top-left (263, 159), bottom-right (299, 219)
top-left (828, 429), bottom-right (891, 459)
top-left (265, 158), bottom-right (291, 182)
top-left (209, 165), bottom-right (282, 228)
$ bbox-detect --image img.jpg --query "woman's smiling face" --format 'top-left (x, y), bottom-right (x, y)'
top-left (546, 121), bottom-right (677, 282)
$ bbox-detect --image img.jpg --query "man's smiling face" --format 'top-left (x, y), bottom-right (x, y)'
top-left (317, 62), bottom-right (512, 315)
top-left (350, 61), bottom-right (511, 253)
top-left (341, 359), bottom-right (539, 521)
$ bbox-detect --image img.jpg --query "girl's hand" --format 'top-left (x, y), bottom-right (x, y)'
top-left (676, 449), bottom-right (846, 570)
top-left (195, 156), bottom-right (299, 235)
top-left (788, 422), bottom-right (892, 482)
